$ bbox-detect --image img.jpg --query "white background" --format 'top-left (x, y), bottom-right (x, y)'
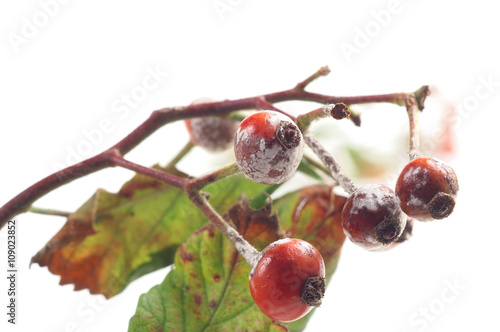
top-left (1, 1), bottom-right (499, 331)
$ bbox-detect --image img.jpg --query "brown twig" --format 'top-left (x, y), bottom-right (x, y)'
top-left (0, 66), bottom-right (424, 228)
top-left (0, 151), bottom-right (115, 228)
top-left (109, 153), bottom-right (186, 189)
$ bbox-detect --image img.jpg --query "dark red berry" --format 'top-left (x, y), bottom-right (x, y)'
top-left (249, 238), bottom-right (326, 322)
top-left (395, 157), bottom-right (459, 221)
top-left (234, 111), bottom-right (304, 185)
top-left (185, 98), bottom-right (239, 152)
top-left (341, 184), bottom-right (407, 251)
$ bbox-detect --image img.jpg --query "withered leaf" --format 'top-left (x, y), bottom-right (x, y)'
top-left (31, 167), bottom-right (267, 298)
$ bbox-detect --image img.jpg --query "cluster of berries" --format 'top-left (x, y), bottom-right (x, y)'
top-left (185, 106), bottom-right (459, 322)
top-left (342, 157), bottom-right (458, 251)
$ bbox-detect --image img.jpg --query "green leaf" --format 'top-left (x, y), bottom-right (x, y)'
top-left (297, 159), bottom-right (323, 180)
top-left (130, 184), bottom-right (347, 331)
top-left (129, 223), bottom-right (287, 332)
top-left (31, 166), bottom-right (267, 298)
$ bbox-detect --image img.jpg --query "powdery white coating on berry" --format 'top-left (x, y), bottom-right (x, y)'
top-left (348, 184), bottom-right (393, 216)
top-left (403, 166), bottom-right (429, 194)
top-left (189, 117), bottom-right (239, 152)
top-left (343, 184), bottom-right (406, 251)
top-left (396, 157), bottom-right (458, 221)
top-left (403, 165), bottom-right (429, 184)
top-left (245, 141), bottom-right (289, 180)
top-left (364, 234), bottom-right (377, 245)
top-left (186, 97), bottom-right (239, 152)
top-left (235, 111), bottom-right (304, 185)
top-left (259, 138), bottom-right (266, 151)
top-left (407, 195), bottom-right (425, 208)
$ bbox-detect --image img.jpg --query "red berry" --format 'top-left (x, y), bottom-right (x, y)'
top-left (249, 238), bottom-right (326, 322)
top-left (234, 111), bottom-right (304, 185)
top-left (341, 184), bottom-right (407, 251)
top-left (185, 98), bottom-right (239, 152)
top-left (395, 157), bottom-right (459, 221)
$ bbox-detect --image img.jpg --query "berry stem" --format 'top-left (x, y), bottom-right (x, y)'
top-left (304, 134), bottom-right (357, 194)
top-left (190, 192), bottom-right (260, 266)
top-left (166, 141), bottom-right (194, 169)
top-left (185, 163), bottom-right (242, 195)
top-left (407, 100), bottom-right (420, 160)
top-left (28, 206), bottom-right (71, 217)
top-left (406, 86), bottom-right (430, 160)
top-left (404, 92), bottom-right (423, 161)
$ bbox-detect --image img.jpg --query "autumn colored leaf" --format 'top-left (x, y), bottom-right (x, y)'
top-left (31, 166), bottom-right (267, 298)
top-left (273, 184), bottom-right (347, 331)
top-left (129, 199), bottom-right (285, 332)
top-left (130, 185), bottom-right (347, 331)
top-left (274, 184), bottom-right (347, 278)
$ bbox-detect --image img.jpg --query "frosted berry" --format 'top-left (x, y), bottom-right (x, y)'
top-left (395, 157), bottom-right (459, 221)
top-left (234, 111), bottom-right (304, 185)
top-left (249, 238), bottom-right (326, 322)
top-left (341, 184), bottom-right (407, 251)
top-left (185, 98), bottom-right (239, 152)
